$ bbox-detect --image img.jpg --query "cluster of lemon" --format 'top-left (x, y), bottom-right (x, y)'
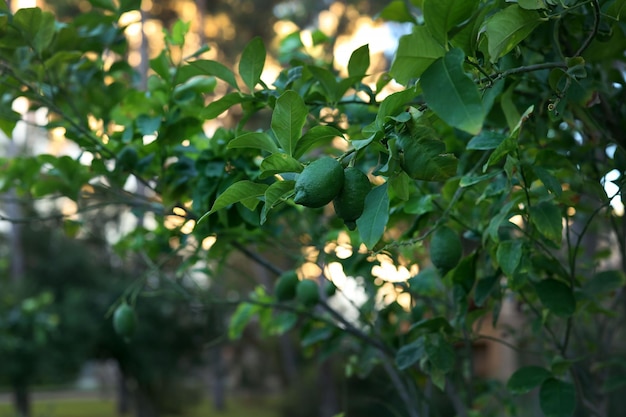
top-left (293, 157), bottom-right (371, 230)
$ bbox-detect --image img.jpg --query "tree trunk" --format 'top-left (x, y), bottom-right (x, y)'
top-left (12, 383), bottom-right (31, 417)
top-left (318, 358), bottom-right (339, 417)
top-left (134, 385), bottom-right (159, 417)
top-left (116, 367), bottom-right (131, 416)
top-left (210, 345), bottom-right (227, 411)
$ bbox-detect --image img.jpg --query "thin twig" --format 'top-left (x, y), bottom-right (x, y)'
top-left (574, 0), bottom-right (600, 57)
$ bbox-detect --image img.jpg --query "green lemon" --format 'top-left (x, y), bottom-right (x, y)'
top-left (294, 157), bottom-right (344, 208)
top-left (333, 167), bottom-right (371, 230)
top-left (274, 270), bottom-right (300, 301)
top-left (296, 279), bottom-right (320, 307)
top-left (113, 302), bottom-right (137, 338)
top-left (429, 226), bottom-right (462, 273)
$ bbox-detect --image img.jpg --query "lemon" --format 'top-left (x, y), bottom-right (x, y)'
top-left (333, 167), bottom-right (371, 230)
top-left (429, 226), bottom-right (462, 273)
top-left (294, 157), bottom-right (344, 208)
top-left (296, 279), bottom-right (320, 307)
top-left (274, 270), bottom-right (299, 301)
top-left (113, 302), bottom-right (137, 338)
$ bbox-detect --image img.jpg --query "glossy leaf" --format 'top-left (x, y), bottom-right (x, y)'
top-left (239, 37), bottom-right (266, 91)
top-left (486, 5), bottom-right (543, 62)
top-left (356, 183), bottom-right (389, 249)
top-left (390, 26), bottom-right (445, 85)
top-left (201, 92), bottom-right (246, 119)
top-left (421, 48), bottom-right (485, 135)
top-left (261, 180), bottom-right (295, 224)
top-left (271, 91), bottom-right (307, 156)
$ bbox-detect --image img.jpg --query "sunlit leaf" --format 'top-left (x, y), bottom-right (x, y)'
top-left (378, 0), bottom-right (417, 23)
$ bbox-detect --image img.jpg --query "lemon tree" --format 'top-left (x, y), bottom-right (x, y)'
top-left (2, 1), bottom-right (626, 417)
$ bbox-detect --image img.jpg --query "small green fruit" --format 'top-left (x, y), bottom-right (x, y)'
top-left (296, 279), bottom-right (320, 307)
top-left (274, 271), bottom-right (300, 301)
top-left (429, 226), bottom-right (462, 273)
top-left (294, 157), bottom-right (344, 208)
top-left (333, 167), bottom-right (371, 230)
top-left (113, 302), bottom-right (137, 338)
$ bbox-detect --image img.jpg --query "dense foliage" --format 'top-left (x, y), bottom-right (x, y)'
top-left (1, 0), bottom-right (626, 416)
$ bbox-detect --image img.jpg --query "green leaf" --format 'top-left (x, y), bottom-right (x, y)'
top-left (539, 378), bottom-right (576, 417)
top-left (467, 131), bottom-right (507, 150)
top-left (271, 91), bottom-right (307, 156)
top-left (451, 254), bottom-right (476, 294)
top-left (199, 180), bottom-right (268, 221)
top-left (150, 50), bottom-right (171, 81)
top-left (170, 20), bottom-right (190, 46)
top-left (423, 0), bottom-right (480, 46)
top-left (308, 66), bottom-right (339, 102)
top-left (507, 366), bottom-right (552, 394)
top-left (486, 5), bottom-right (543, 62)
top-left (459, 170), bottom-right (500, 187)
top-left (425, 334), bottom-right (455, 372)
top-left (89, 0), bottom-right (117, 12)
top-left (390, 26), bottom-right (446, 85)
top-left (582, 270), bottom-right (626, 296)
top-left (348, 44), bottom-right (370, 77)
top-left (189, 59), bottom-right (239, 89)
top-left (533, 167), bottom-right (563, 197)
top-left (519, 0), bottom-right (547, 10)
top-left (409, 317), bottom-right (454, 335)
top-left (374, 88), bottom-right (419, 131)
top-left (239, 37), bottom-right (266, 91)
top-left (496, 240), bottom-right (523, 277)
top-left (397, 132), bottom-right (458, 181)
top-left (378, 0), bottom-right (417, 23)
top-left (474, 274), bottom-right (498, 307)
top-left (229, 302), bottom-right (259, 339)
top-left (14, 8), bottom-right (56, 55)
top-left (529, 201), bottom-right (562, 245)
top-left (259, 153), bottom-right (303, 179)
top-left (294, 126), bottom-right (343, 159)
top-left (421, 48), bottom-right (485, 135)
top-left (607, 0), bottom-right (626, 21)
top-left (535, 279), bottom-right (575, 317)
top-left (356, 183), bottom-right (389, 249)
top-left (261, 180), bottom-right (295, 224)
top-left (119, 0), bottom-right (141, 13)
top-left (201, 93), bottom-right (245, 119)
top-left (396, 338), bottom-right (425, 370)
top-left (228, 132), bottom-right (280, 154)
